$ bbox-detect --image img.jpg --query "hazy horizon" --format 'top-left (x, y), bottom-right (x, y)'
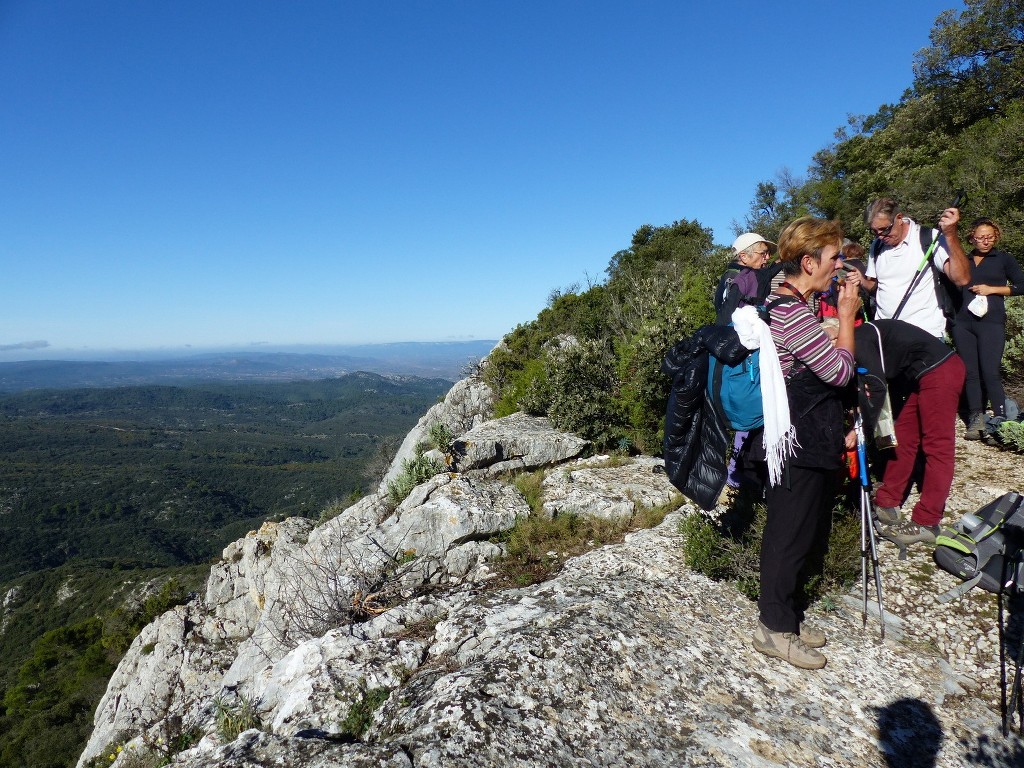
top-left (0, 338), bottom-right (500, 363)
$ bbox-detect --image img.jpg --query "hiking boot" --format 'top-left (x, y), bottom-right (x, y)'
top-left (965, 412), bottom-right (986, 440)
top-left (879, 519), bottom-right (939, 547)
top-left (752, 622), bottom-right (826, 669)
top-left (799, 624), bottom-right (826, 649)
top-left (873, 504), bottom-right (902, 525)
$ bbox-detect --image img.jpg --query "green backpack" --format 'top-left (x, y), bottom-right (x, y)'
top-left (934, 492), bottom-right (1024, 603)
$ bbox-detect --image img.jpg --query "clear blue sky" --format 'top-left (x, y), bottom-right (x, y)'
top-left (1, 0), bottom-right (959, 358)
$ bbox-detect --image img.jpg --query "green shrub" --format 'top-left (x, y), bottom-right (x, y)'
top-left (680, 510), bottom-right (743, 582)
top-left (495, 357), bottom-right (550, 418)
top-left (427, 422), bottom-right (455, 453)
top-left (680, 495), bottom-right (861, 603)
top-left (995, 419), bottom-right (1024, 453)
top-left (1004, 299), bottom-right (1024, 401)
top-left (484, 324), bottom-right (549, 416)
top-left (545, 339), bottom-right (623, 446)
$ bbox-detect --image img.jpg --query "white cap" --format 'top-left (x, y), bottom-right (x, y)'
top-left (731, 232), bottom-right (777, 255)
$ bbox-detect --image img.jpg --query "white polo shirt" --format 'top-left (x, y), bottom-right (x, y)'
top-left (866, 218), bottom-right (950, 338)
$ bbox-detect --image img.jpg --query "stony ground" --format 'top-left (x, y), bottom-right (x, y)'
top-left (827, 422), bottom-right (1024, 716)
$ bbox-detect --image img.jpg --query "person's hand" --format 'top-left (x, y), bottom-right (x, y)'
top-left (837, 273), bottom-right (862, 317)
top-left (939, 207), bottom-right (961, 236)
top-left (845, 429), bottom-right (857, 450)
top-left (970, 284), bottom-right (993, 296)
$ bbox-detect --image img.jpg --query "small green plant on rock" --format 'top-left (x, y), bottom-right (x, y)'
top-left (493, 496), bottom-right (683, 586)
top-left (427, 421), bottom-right (455, 454)
top-left (386, 452), bottom-right (444, 507)
top-left (510, 469), bottom-right (546, 514)
top-left (213, 694), bottom-right (262, 743)
top-left (337, 687), bottom-right (392, 740)
top-left (995, 419), bottom-right (1024, 453)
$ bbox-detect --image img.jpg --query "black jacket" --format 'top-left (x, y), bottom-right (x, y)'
top-left (661, 324), bottom-right (748, 510)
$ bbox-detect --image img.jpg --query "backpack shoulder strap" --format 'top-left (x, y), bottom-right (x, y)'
top-left (920, 227), bottom-right (942, 273)
top-left (715, 279), bottom-right (743, 325)
top-left (870, 238), bottom-right (883, 261)
top-left (756, 263), bottom-right (784, 302)
top-left (919, 226), bottom-right (958, 320)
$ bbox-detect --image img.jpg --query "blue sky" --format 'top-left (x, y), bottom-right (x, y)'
top-left (1, 0), bottom-right (959, 358)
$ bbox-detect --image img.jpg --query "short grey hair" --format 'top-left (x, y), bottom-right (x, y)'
top-left (865, 197), bottom-right (900, 225)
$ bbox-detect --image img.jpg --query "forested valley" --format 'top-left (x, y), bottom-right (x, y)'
top-left (0, 372), bottom-right (450, 767)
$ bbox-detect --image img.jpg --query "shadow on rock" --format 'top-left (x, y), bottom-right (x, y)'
top-left (876, 698), bottom-right (942, 768)
top-left (959, 732), bottom-right (1024, 767)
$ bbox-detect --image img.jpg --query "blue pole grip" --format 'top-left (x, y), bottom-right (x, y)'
top-left (857, 434), bottom-right (869, 486)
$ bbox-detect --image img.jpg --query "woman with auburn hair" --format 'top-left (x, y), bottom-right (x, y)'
top-left (950, 218), bottom-right (1024, 439)
top-left (748, 217), bottom-right (862, 671)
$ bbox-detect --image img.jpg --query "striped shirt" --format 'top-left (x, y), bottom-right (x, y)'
top-left (768, 294), bottom-right (854, 385)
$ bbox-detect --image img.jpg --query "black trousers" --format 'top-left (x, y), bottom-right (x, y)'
top-left (758, 464), bottom-right (837, 634)
top-left (951, 319), bottom-right (1007, 415)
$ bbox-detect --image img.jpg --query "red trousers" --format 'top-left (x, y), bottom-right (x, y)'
top-left (874, 355), bottom-right (965, 526)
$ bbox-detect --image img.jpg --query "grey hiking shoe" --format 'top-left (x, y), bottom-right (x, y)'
top-left (799, 624), bottom-right (826, 649)
top-left (879, 519), bottom-right (939, 547)
top-left (965, 412), bottom-right (986, 440)
top-left (873, 504), bottom-right (902, 525)
top-left (752, 622), bottom-right (826, 669)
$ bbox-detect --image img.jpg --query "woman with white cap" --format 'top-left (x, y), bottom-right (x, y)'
top-left (716, 232), bottom-right (778, 491)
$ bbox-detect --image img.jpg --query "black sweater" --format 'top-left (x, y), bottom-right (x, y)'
top-left (953, 248), bottom-right (1024, 325)
top-left (854, 320), bottom-right (955, 383)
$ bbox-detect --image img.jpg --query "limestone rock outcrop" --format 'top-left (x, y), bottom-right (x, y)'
top-left (378, 366), bottom-right (494, 493)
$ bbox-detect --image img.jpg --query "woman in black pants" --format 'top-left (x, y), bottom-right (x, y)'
top-left (950, 218), bottom-right (1024, 438)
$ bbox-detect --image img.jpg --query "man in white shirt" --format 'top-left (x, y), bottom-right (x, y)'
top-left (859, 197), bottom-right (971, 549)
top-left (861, 198), bottom-right (970, 338)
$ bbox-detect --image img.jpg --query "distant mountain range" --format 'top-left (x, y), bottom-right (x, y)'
top-left (0, 340), bottom-right (498, 391)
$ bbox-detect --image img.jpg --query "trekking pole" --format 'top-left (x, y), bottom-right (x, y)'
top-left (856, 412), bottom-right (886, 639)
top-left (1002, 554), bottom-right (1024, 735)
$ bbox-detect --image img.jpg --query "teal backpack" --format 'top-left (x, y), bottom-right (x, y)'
top-left (707, 349), bottom-right (763, 432)
top-left (707, 295), bottom-right (795, 433)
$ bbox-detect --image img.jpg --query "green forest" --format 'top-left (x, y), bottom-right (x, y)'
top-left (0, 372), bottom-right (449, 768)
top-left (0, 373), bottom-right (449, 582)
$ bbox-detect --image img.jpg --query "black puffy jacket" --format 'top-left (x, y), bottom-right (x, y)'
top-left (661, 325), bottom-right (748, 510)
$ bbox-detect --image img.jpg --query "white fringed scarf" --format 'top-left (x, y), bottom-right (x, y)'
top-left (731, 305), bottom-right (797, 485)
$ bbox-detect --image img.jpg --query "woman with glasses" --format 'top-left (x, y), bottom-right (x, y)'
top-left (950, 218), bottom-right (1024, 438)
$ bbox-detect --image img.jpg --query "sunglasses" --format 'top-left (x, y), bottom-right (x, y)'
top-left (870, 216), bottom-right (900, 238)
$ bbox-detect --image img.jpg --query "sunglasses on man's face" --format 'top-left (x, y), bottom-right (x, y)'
top-left (870, 216), bottom-right (900, 238)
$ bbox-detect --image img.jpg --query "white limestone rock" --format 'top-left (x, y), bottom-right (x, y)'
top-left (172, 729), bottom-right (413, 768)
top-left (80, 517), bottom-right (315, 767)
top-left (80, 401), bottom-right (1024, 768)
top-left (541, 454), bottom-right (679, 519)
top-left (450, 413), bottom-right (589, 475)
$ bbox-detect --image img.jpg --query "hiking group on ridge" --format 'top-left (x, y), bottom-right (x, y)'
top-left (663, 196), bottom-right (1024, 670)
